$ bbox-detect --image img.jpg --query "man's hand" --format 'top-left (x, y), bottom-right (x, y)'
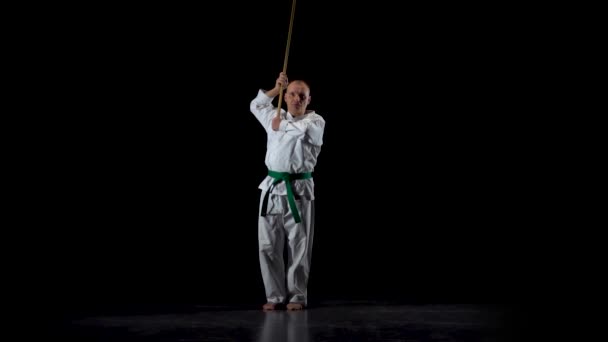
top-left (275, 72), bottom-right (288, 90)
top-left (265, 72), bottom-right (288, 98)
top-left (264, 72), bottom-right (288, 131)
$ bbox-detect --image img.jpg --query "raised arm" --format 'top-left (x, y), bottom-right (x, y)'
top-left (249, 72), bottom-right (289, 132)
top-left (266, 72), bottom-right (288, 98)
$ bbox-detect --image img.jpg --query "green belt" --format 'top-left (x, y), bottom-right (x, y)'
top-left (261, 170), bottom-right (312, 223)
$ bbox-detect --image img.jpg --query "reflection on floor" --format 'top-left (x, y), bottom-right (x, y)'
top-left (56, 301), bottom-right (521, 341)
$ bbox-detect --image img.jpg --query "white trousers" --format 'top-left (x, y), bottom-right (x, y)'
top-left (258, 191), bottom-right (314, 305)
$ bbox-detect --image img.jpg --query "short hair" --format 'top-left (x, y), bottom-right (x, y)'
top-left (287, 80), bottom-right (310, 92)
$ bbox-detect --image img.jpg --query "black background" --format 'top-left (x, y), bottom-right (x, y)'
top-left (21, 1), bottom-right (554, 315)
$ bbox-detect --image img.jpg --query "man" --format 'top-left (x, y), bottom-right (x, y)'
top-left (249, 72), bottom-right (325, 311)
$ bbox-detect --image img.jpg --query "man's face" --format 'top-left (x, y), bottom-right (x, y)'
top-left (285, 82), bottom-right (311, 115)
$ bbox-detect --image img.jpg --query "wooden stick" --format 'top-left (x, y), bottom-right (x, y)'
top-left (276, 0), bottom-right (297, 118)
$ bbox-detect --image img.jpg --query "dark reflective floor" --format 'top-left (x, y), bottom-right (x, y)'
top-left (56, 302), bottom-right (520, 341)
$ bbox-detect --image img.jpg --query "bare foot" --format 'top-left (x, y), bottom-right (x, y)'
top-left (286, 303), bottom-right (305, 311)
top-left (262, 303), bottom-right (282, 311)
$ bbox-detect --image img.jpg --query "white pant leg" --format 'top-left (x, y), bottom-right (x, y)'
top-left (283, 197), bottom-right (314, 305)
top-left (258, 192), bottom-right (286, 304)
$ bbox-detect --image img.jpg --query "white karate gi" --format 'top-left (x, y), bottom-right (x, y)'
top-left (250, 89), bottom-right (325, 305)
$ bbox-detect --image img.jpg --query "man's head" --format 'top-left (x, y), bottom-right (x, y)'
top-left (285, 80), bottom-right (311, 117)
